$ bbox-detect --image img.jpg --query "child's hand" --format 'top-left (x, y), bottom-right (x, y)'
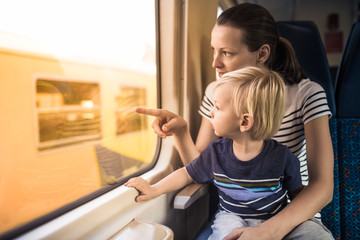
top-left (124, 177), bottom-right (159, 202)
top-left (134, 107), bottom-right (188, 138)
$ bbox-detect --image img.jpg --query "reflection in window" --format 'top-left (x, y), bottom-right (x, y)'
top-left (36, 80), bottom-right (101, 151)
top-left (116, 86), bottom-right (147, 135)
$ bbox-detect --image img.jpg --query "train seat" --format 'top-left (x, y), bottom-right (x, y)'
top-left (277, 21), bottom-right (336, 115)
top-left (334, 20), bottom-right (360, 240)
top-left (334, 20), bottom-right (360, 118)
top-left (277, 21), bottom-right (340, 239)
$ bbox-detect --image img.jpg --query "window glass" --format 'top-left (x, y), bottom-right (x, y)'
top-left (116, 86), bottom-right (147, 135)
top-left (0, 0), bottom-right (157, 235)
top-left (37, 80), bottom-right (101, 150)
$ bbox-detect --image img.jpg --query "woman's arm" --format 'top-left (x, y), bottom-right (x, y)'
top-left (287, 185), bottom-right (305, 201)
top-left (125, 167), bottom-right (193, 202)
top-left (225, 115), bottom-right (334, 240)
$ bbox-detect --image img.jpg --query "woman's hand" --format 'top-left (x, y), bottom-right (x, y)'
top-left (135, 107), bottom-right (188, 138)
top-left (224, 226), bottom-right (278, 240)
top-left (124, 177), bottom-right (159, 202)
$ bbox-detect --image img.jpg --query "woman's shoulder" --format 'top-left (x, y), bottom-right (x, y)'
top-left (285, 78), bottom-right (331, 122)
top-left (199, 81), bottom-right (217, 118)
top-left (287, 78), bottom-right (325, 94)
top-left (286, 78), bottom-right (327, 104)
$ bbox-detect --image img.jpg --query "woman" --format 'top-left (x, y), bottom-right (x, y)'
top-left (136, 3), bottom-right (334, 240)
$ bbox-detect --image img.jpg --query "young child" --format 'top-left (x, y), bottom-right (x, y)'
top-left (125, 67), bottom-right (304, 239)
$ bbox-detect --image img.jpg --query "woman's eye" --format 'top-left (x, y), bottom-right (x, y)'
top-left (223, 51), bottom-right (231, 56)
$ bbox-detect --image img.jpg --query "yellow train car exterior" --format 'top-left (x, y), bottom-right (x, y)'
top-left (0, 48), bottom-right (157, 233)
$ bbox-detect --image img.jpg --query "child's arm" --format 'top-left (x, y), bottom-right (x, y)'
top-left (124, 167), bottom-right (193, 202)
top-left (134, 107), bottom-right (203, 165)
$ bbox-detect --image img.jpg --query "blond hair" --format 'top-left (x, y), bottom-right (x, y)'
top-left (215, 67), bottom-right (286, 140)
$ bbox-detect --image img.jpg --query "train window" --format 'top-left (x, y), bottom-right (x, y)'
top-left (36, 79), bottom-right (101, 151)
top-left (0, 0), bottom-right (157, 237)
top-left (116, 86), bottom-right (147, 135)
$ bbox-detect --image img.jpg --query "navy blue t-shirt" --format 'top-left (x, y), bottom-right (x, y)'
top-left (186, 138), bottom-right (302, 220)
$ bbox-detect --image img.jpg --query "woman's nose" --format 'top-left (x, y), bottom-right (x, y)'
top-left (212, 53), bottom-right (222, 69)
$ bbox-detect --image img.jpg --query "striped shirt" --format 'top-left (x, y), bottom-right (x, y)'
top-left (199, 78), bottom-right (331, 186)
top-left (186, 138), bottom-right (302, 219)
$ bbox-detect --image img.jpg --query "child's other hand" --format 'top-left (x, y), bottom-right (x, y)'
top-left (124, 177), bottom-right (158, 202)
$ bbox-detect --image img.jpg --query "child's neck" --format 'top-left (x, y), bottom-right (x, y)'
top-left (232, 137), bottom-right (265, 161)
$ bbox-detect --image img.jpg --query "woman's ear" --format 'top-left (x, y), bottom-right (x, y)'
top-left (239, 113), bottom-right (254, 132)
top-left (256, 44), bottom-right (270, 64)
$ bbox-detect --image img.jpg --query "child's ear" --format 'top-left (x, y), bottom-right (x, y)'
top-left (239, 113), bottom-right (254, 132)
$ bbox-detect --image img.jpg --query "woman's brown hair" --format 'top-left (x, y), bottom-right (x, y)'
top-left (217, 3), bottom-right (306, 84)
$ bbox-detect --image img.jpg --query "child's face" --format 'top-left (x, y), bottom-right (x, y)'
top-left (210, 83), bottom-right (240, 138)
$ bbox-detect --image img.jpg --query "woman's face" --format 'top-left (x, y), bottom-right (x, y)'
top-left (211, 24), bottom-right (258, 78)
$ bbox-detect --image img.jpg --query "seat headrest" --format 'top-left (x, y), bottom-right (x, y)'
top-left (334, 21), bottom-right (360, 118)
top-left (277, 21), bottom-right (336, 116)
